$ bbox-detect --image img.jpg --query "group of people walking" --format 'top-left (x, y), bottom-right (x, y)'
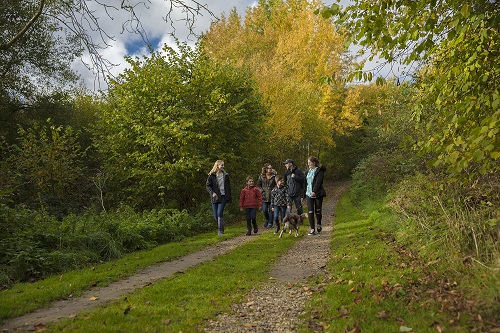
top-left (205, 157), bottom-right (326, 236)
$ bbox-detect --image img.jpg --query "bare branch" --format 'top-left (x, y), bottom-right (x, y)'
top-left (0, 0), bottom-right (46, 51)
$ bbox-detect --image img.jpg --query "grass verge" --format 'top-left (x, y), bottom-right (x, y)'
top-left (0, 223), bottom-right (245, 322)
top-left (47, 229), bottom-right (301, 332)
top-left (302, 190), bottom-right (498, 333)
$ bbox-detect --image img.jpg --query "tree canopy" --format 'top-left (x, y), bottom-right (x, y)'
top-left (94, 41), bottom-right (266, 209)
top-left (319, 0), bottom-right (499, 183)
top-left (202, 0), bottom-right (352, 161)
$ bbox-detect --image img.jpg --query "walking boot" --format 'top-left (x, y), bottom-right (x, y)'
top-left (252, 219), bottom-right (258, 234)
top-left (218, 217), bottom-right (225, 235)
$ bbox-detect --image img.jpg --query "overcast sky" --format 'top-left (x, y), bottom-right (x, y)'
top-left (72, 0), bottom-right (399, 91)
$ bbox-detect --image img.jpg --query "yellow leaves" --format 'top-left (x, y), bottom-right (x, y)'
top-left (202, 0), bottom-right (348, 150)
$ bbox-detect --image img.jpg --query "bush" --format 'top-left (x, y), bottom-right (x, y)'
top-left (388, 172), bottom-right (499, 264)
top-left (0, 202), bottom-right (218, 285)
top-left (349, 152), bottom-right (414, 207)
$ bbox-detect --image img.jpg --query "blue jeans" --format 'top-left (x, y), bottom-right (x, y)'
top-left (211, 195), bottom-right (227, 220)
top-left (262, 201), bottom-right (271, 224)
top-left (273, 205), bottom-right (287, 225)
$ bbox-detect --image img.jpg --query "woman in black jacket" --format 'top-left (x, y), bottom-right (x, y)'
top-left (206, 160), bottom-right (232, 235)
top-left (303, 156), bottom-right (326, 235)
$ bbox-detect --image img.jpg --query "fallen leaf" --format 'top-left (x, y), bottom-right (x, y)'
top-left (376, 311), bottom-right (390, 319)
top-left (338, 307), bottom-right (349, 318)
top-left (89, 296), bottom-right (99, 301)
top-left (346, 321), bottom-right (361, 333)
top-left (163, 319), bottom-right (171, 325)
top-left (399, 326), bottom-right (413, 332)
top-left (430, 321), bottom-right (444, 333)
top-left (34, 323), bottom-right (47, 332)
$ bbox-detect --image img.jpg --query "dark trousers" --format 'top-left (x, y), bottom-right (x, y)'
top-left (289, 195), bottom-right (303, 215)
top-left (245, 208), bottom-right (258, 233)
top-left (306, 196), bottom-right (323, 230)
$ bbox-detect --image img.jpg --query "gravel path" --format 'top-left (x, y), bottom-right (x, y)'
top-left (204, 181), bottom-right (350, 333)
top-left (1, 181), bottom-right (349, 333)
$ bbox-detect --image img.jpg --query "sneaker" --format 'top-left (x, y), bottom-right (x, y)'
top-left (246, 230), bottom-right (251, 236)
top-left (268, 224), bottom-right (273, 229)
top-left (317, 225), bottom-right (322, 233)
top-left (254, 228), bottom-right (258, 234)
top-left (308, 229), bottom-right (315, 236)
top-left (274, 226), bottom-right (280, 234)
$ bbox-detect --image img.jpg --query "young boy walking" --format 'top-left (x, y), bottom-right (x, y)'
top-left (239, 176), bottom-right (263, 236)
top-left (270, 175), bottom-right (291, 234)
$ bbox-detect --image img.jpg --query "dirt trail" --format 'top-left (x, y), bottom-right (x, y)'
top-left (1, 181), bottom-right (349, 332)
top-left (204, 181), bottom-right (349, 332)
top-left (1, 237), bottom-right (257, 332)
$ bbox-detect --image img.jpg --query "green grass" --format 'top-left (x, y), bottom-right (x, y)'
top-left (48, 230), bottom-right (301, 332)
top-left (0, 223), bottom-right (246, 322)
top-left (301, 191), bottom-right (483, 333)
top-left (2, 189), bottom-right (497, 332)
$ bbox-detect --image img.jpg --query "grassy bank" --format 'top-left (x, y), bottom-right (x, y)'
top-left (0, 224), bottom-right (245, 322)
top-left (47, 230), bottom-right (301, 332)
top-left (303, 190), bottom-right (499, 332)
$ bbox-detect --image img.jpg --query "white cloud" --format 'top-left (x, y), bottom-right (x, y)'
top-left (72, 0), bottom-right (407, 91)
top-left (72, 1), bottom-right (255, 91)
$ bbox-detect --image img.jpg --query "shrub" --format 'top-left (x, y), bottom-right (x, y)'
top-left (0, 202), bottom-right (218, 285)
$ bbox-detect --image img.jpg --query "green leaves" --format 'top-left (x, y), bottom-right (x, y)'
top-left (95, 41), bottom-right (266, 209)
top-left (327, 0), bottom-right (500, 184)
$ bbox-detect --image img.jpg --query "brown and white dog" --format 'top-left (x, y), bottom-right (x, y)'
top-left (279, 213), bottom-right (305, 238)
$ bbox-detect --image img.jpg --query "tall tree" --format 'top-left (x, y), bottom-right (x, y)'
top-left (202, 0), bottom-right (350, 163)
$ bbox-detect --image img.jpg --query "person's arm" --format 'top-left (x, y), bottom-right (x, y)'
top-left (312, 170), bottom-right (325, 196)
top-left (225, 174), bottom-right (232, 203)
top-left (294, 168), bottom-right (305, 183)
top-left (206, 175), bottom-right (214, 195)
top-left (257, 188), bottom-right (263, 208)
top-left (257, 175), bottom-right (264, 191)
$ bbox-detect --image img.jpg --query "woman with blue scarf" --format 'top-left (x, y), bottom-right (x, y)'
top-left (304, 156), bottom-right (326, 235)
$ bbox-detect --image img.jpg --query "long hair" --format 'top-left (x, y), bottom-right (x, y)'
top-left (308, 156), bottom-right (320, 168)
top-left (261, 163), bottom-right (271, 175)
top-left (209, 160), bottom-right (224, 175)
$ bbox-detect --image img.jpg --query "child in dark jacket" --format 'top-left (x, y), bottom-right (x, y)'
top-left (240, 176), bottom-right (263, 235)
top-left (270, 175), bottom-right (291, 234)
